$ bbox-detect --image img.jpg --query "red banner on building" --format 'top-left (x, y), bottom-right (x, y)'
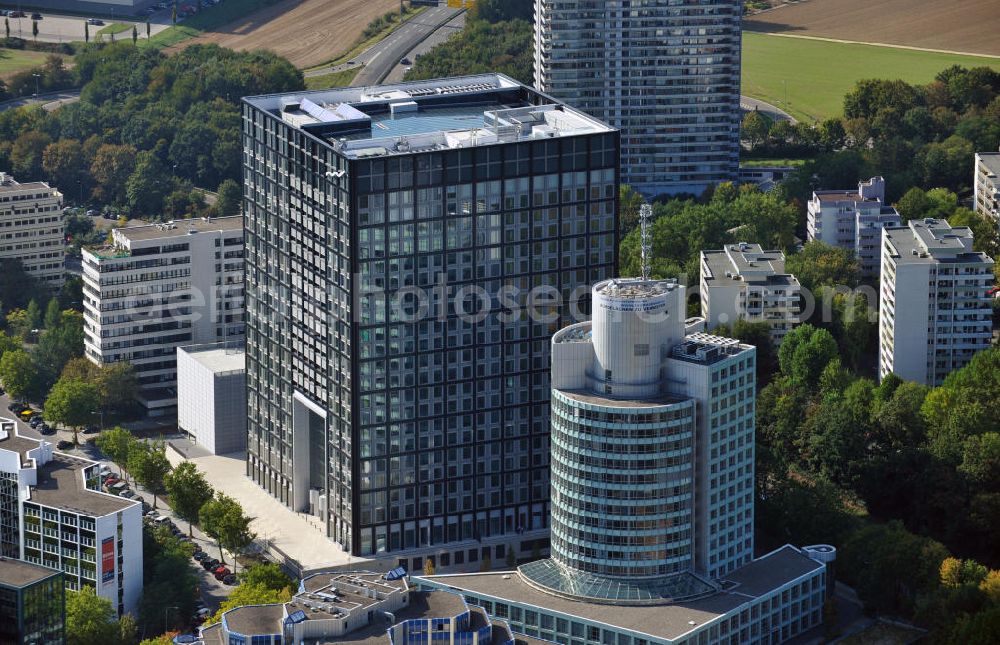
top-left (101, 537), bottom-right (115, 584)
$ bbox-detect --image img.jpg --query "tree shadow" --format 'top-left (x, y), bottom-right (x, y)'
top-left (743, 21), bottom-right (806, 34)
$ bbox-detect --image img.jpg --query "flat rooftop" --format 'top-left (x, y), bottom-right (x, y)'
top-left (245, 74), bottom-right (613, 159)
top-left (117, 215), bottom-right (244, 243)
top-left (0, 176), bottom-right (57, 194)
top-left (419, 546), bottom-right (823, 643)
top-left (670, 333), bottom-right (753, 366)
top-left (812, 190), bottom-right (879, 204)
top-left (180, 343), bottom-right (246, 375)
top-left (223, 603), bottom-right (284, 637)
top-left (702, 244), bottom-right (798, 287)
top-left (884, 218), bottom-right (993, 265)
top-left (977, 151), bottom-right (1000, 176)
top-left (0, 558), bottom-right (60, 588)
top-left (325, 591), bottom-right (469, 645)
top-left (32, 453), bottom-right (136, 517)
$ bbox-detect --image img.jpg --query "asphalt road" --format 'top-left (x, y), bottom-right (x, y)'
top-left (0, 89), bottom-right (82, 112)
top-left (382, 9), bottom-right (464, 84)
top-left (350, 5), bottom-right (463, 86)
top-left (740, 96), bottom-right (797, 124)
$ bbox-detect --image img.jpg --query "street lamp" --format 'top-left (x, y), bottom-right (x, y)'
top-left (165, 606), bottom-right (178, 632)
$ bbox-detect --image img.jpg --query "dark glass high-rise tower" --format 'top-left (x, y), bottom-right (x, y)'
top-left (242, 74), bottom-right (619, 557)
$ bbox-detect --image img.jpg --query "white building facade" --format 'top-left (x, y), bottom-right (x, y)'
top-left (0, 172), bottom-right (64, 287)
top-left (534, 0), bottom-right (742, 195)
top-left (0, 419), bottom-right (142, 615)
top-left (81, 216), bottom-right (245, 414)
top-left (177, 343), bottom-right (246, 455)
top-left (878, 219), bottom-right (995, 386)
top-left (974, 151), bottom-right (1000, 223)
top-left (700, 243), bottom-right (801, 344)
top-left (807, 176), bottom-right (901, 278)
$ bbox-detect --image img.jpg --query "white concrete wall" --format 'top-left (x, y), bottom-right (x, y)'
top-left (177, 348), bottom-right (218, 453)
top-left (880, 261), bottom-right (931, 383)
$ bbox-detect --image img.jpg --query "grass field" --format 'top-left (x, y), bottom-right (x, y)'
top-left (145, 0), bottom-right (282, 49)
top-left (305, 67), bottom-right (359, 90)
top-left (96, 23), bottom-right (133, 40)
top-left (0, 47), bottom-right (55, 79)
top-left (742, 32), bottom-right (1000, 122)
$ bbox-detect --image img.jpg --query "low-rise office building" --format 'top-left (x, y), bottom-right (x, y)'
top-left (0, 558), bottom-right (65, 645)
top-left (807, 176), bottom-right (901, 277)
top-left (700, 243), bottom-right (801, 344)
top-left (0, 172), bottom-right (64, 287)
top-left (82, 216), bottom-right (245, 414)
top-left (0, 419), bottom-right (142, 615)
top-left (177, 342), bottom-right (247, 455)
top-left (191, 570), bottom-right (534, 645)
top-left (974, 150), bottom-right (1000, 222)
top-left (878, 218), bottom-right (995, 386)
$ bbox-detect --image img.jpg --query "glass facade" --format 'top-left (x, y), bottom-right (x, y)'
top-left (549, 392), bottom-right (695, 578)
top-left (242, 80), bottom-right (619, 556)
top-left (0, 569), bottom-right (65, 645)
top-left (535, 0), bottom-right (742, 195)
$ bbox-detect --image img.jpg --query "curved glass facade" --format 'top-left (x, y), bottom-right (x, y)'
top-left (548, 389), bottom-right (695, 579)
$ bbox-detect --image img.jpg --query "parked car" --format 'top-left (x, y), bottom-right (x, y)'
top-left (8, 11), bottom-right (25, 18)
top-left (39, 425), bottom-right (55, 436)
top-left (145, 510), bottom-right (159, 518)
top-left (28, 417), bottom-right (42, 428)
top-left (30, 12), bottom-right (41, 20)
top-left (87, 18), bottom-right (104, 25)
top-left (6, 402), bottom-right (19, 412)
top-left (82, 425), bottom-right (99, 435)
top-left (213, 567), bottom-right (231, 580)
top-left (222, 573), bottom-right (237, 585)
top-left (193, 550), bottom-right (208, 561)
top-left (19, 409), bottom-right (34, 421)
top-left (56, 440), bottom-right (73, 450)
top-left (202, 559), bottom-right (220, 571)
top-left (120, 490), bottom-right (135, 499)
top-left (400, 57), bottom-right (411, 65)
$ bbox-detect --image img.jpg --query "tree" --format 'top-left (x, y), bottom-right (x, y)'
top-left (24, 298), bottom-right (41, 334)
top-left (42, 139), bottom-right (86, 193)
top-left (200, 493), bottom-right (256, 568)
top-left (741, 110), bottom-right (771, 150)
top-left (11, 131), bottom-right (53, 180)
top-left (423, 558), bottom-right (436, 576)
top-left (84, 21), bottom-right (89, 43)
top-left (0, 350), bottom-right (37, 401)
top-left (784, 242), bottom-right (860, 291)
top-left (238, 562), bottom-right (294, 593)
top-left (95, 363), bottom-right (139, 415)
top-left (44, 378), bottom-right (100, 444)
top-left (164, 462), bottom-right (214, 535)
top-left (95, 427), bottom-right (137, 481)
top-left (128, 442), bottom-right (171, 508)
top-left (4, 17), bottom-right (8, 39)
top-left (132, 25), bottom-right (138, 45)
top-left (215, 178), bottom-right (242, 216)
top-left (66, 586), bottom-right (118, 645)
top-left (90, 144), bottom-right (137, 206)
top-left (31, 19), bottom-right (37, 42)
top-left (777, 324), bottom-right (838, 387)
top-left (126, 148), bottom-right (172, 214)
top-left (5, 309), bottom-right (30, 340)
top-left (33, 310), bottom-right (85, 392)
top-left (43, 298), bottom-right (61, 330)
top-left (146, 21), bottom-right (150, 40)
top-left (0, 333), bottom-right (18, 362)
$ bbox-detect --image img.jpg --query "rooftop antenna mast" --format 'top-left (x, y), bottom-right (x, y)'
top-left (639, 203), bottom-right (652, 282)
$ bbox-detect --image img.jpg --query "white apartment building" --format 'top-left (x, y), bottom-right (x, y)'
top-left (700, 243), bottom-right (801, 344)
top-left (534, 0), bottom-right (742, 195)
top-left (807, 176), bottom-right (901, 278)
top-left (878, 219), bottom-right (994, 386)
top-left (0, 172), bottom-right (64, 287)
top-left (82, 216), bottom-right (245, 414)
top-left (0, 418), bottom-right (142, 615)
top-left (974, 150), bottom-right (1000, 223)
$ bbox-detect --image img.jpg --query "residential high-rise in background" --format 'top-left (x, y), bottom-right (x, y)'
top-left (241, 74), bottom-right (619, 560)
top-left (806, 176), bottom-right (901, 278)
top-left (700, 243), bottom-right (801, 344)
top-left (82, 216), bottom-right (245, 415)
top-left (534, 0), bottom-right (742, 196)
top-left (973, 150), bottom-right (1000, 223)
top-left (878, 218), bottom-right (995, 386)
top-left (0, 558), bottom-right (65, 645)
top-left (0, 419), bottom-right (142, 616)
top-left (417, 278), bottom-right (833, 645)
top-left (0, 172), bottom-right (65, 287)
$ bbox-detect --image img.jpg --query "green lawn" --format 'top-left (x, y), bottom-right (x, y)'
top-left (305, 67), bottom-right (359, 90)
top-left (0, 47), bottom-right (55, 79)
top-left (742, 33), bottom-right (1000, 123)
top-left (96, 23), bottom-right (132, 38)
top-left (145, 0), bottom-right (282, 49)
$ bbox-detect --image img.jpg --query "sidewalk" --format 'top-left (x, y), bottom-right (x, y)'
top-left (164, 439), bottom-right (365, 573)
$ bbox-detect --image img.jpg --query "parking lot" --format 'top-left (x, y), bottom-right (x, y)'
top-left (0, 8), bottom-right (172, 44)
